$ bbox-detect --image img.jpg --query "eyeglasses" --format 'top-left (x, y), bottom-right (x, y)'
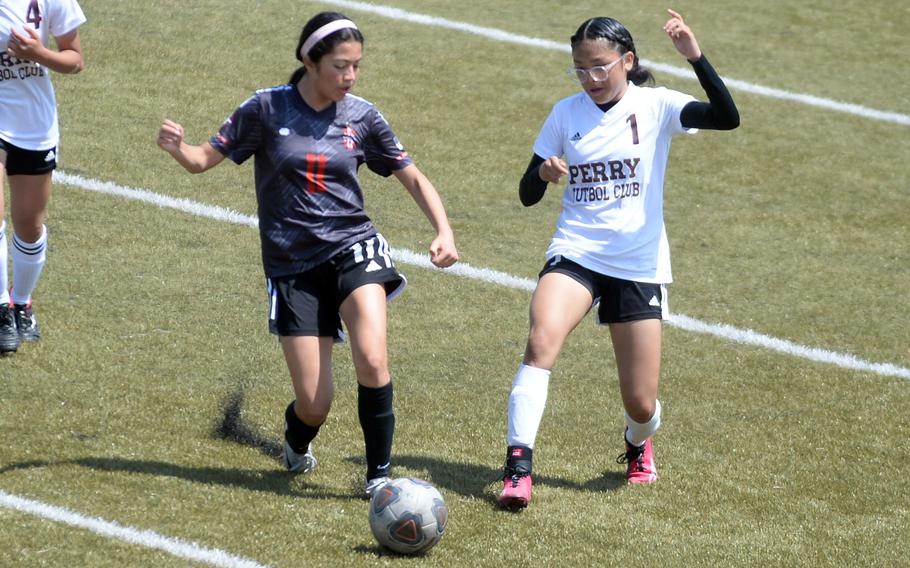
top-left (568, 57), bottom-right (625, 84)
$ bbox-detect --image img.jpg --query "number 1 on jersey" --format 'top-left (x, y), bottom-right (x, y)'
top-left (27, 0), bottom-right (42, 29)
top-left (626, 114), bottom-right (639, 145)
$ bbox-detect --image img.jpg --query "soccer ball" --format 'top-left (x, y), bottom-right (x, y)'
top-left (368, 477), bottom-right (448, 555)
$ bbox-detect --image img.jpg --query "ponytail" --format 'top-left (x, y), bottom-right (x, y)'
top-left (289, 67), bottom-right (306, 85)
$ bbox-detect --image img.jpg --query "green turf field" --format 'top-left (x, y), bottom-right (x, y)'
top-left (1, 1), bottom-right (908, 566)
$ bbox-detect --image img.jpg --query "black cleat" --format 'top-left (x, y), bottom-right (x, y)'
top-left (0, 304), bottom-right (20, 353)
top-left (13, 303), bottom-right (40, 342)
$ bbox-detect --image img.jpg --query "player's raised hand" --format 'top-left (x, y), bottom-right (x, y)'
top-left (157, 119), bottom-right (185, 154)
top-left (663, 9), bottom-right (701, 62)
top-left (539, 156), bottom-right (568, 184)
top-left (429, 233), bottom-right (459, 268)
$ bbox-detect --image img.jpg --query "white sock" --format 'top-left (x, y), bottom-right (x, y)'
top-left (506, 364), bottom-right (551, 449)
top-left (10, 225), bottom-right (47, 305)
top-left (0, 222), bottom-right (8, 305)
top-left (625, 399), bottom-right (662, 447)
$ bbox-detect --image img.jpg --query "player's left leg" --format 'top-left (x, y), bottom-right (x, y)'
top-left (340, 282), bottom-right (395, 497)
top-left (609, 319), bottom-right (662, 484)
top-left (9, 172), bottom-right (52, 341)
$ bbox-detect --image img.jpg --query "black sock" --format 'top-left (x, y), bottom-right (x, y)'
top-left (358, 382), bottom-right (394, 480)
top-left (284, 401), bottom-right (321, 453)
top-left (505, 445), bottom-right (533, 475)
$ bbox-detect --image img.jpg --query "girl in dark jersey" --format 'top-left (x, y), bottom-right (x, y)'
top-left (157, 11), bottom-right (458, 497)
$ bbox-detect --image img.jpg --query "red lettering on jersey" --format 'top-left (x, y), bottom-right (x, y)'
top-left (305, 153), bottom-right (327, 193)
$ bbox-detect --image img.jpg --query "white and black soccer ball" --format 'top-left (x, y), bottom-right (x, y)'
top-left (368, 477), bottom-right (448, 555)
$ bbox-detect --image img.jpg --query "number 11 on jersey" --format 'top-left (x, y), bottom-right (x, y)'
top-left (305, 153), bottom-right (327, 193)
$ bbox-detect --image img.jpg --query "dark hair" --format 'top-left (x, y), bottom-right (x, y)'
top-left (288, 12), bottom-right (364, 85)
top-left (570, 17), bottom-right (653, 86)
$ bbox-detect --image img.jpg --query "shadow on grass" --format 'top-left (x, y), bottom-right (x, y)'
top-left (346, 454), bottom-right (626, 504)
top-left (0, 386), bottom-right (618, 505)
top-left (352, 543), bottom-right (436, 560)
top-left (215, 385), bottom-right (628, 506)
top-left (78, 457), bottom-right (357, 500)
top-left (0, 456), bottom-right (352, 500)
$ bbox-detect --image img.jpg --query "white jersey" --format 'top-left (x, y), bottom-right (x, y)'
top-left (534, 83), bottom-right (696, 283)
top-left (0, 0), bottom-right (85, 150)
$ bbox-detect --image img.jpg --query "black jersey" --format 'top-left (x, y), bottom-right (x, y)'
top-left (210, 85), bottom-right (413, 278)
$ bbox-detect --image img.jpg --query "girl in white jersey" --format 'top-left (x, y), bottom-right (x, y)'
top-left (0, 0), bottom-right (86, 354)
top-left (499, 10), bottom-right (739, 509)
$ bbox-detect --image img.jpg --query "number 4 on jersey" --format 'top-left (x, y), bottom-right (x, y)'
top-left (27, 0), bottom-right (42, 29)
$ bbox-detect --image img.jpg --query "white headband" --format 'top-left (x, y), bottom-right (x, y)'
top-left (300, 19), bottom-right (359, 59)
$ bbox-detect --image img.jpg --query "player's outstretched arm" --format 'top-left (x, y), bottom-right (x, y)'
top-left (393, 164), bottom-right (459, 268)
top-left (665, 9), bottom-right (740, 130)
top-left (157, 119), bottom-right (226, 173)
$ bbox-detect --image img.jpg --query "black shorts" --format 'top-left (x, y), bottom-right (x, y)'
top-left (267, 234), bottom-right (407, 340)
top-left (539, 255), bottom-right (668, 324)
top-left (0, 138), bottom-right (57, 176)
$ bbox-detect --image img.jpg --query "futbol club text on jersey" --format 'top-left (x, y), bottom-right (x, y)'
top-left (0, 52), bottom-right (45, 82)
top-left (568, 157), bottom-right (641, 203)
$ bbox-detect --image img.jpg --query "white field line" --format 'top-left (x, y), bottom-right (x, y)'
top-left (316, 0), bottom-right (910, 127)
top-left (55, 171), bottom-right (910, 381)
top-left (0, 490), bottom-right (271, 568)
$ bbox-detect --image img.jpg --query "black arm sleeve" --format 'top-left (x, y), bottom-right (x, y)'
top-left (679, 54), bottom-right (740, 130)
top-left (519, 154), bottom-right (548, 207)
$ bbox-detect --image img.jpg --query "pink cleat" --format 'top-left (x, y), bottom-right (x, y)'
top-left (499, 469), bottom-right (532, 510)
top-left (498, 445), bottom-right (533, 510)
top-left (617, 436), bottom-right (658, 485)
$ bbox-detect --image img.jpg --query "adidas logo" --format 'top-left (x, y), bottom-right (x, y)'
top-left (44, 150), bottom-right (56, 162)
top-left (648, 295), bottom-right (660, 307)
top-left (365, 260), bottom-right (383, 273)
top-left (569, 132), bottom-right (582, 142)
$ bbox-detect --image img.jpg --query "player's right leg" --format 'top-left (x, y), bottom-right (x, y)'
top-left (0, 150), bottom-right (17, 354)
top-left (500, 266), bottom-right (594, 509)
top-left (280, 335), bottom-right (334, 473)
top-left (269, 271), bottom-right (339, 474)
top-left (6, 140), bottom-right (55, 345)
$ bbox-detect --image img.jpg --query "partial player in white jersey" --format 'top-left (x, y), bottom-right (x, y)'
top-left (0, 0), bottom-right (86, 353)
top-left (499, 10), bottom-right (739, 509)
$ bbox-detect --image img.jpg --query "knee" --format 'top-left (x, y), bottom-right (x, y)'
top-left (524, 326), bottom-right (560, 368)
top-left (353, 349), bottom-right (389, 386)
